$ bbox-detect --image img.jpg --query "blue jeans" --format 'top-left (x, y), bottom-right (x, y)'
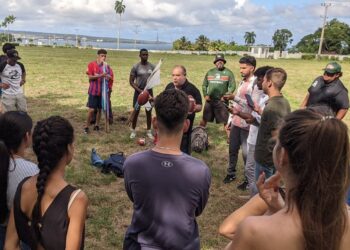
top-left (347, 188), bottom-right (350, 206)
top-left (251, 162), bottom-right (275, 195)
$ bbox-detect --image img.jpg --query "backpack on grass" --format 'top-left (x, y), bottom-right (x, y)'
top-left (191, 126), bottom-right (209, 153)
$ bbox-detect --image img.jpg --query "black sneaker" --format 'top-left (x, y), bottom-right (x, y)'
top-left (223, 174), bottom-right (236, 184)
top-left (237, 180), bottom-right (249, 191)
top-left (84, 127), bottom-right (89, 134)
top-left (93, 125), bottom-right (100, 131)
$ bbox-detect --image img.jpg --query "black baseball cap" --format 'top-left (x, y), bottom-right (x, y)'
top-left (214, 54), bottom-right (226, 64)
top-left (7, 49), bottom-right (21, 60)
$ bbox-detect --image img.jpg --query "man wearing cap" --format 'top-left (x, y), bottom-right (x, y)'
top-left (222, 56), bottom-right (256, 184)
top-left (200, 54), bottom-right (235, 131)
top-left (0, 49), bottom-right (27, 112)
top-left (0, 43), bottom-right (16, 113)
top-left (300, 61), bottom-right (349, 120)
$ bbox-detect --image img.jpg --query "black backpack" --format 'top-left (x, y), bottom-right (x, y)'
top-left (101, 152), bottom-right (126, 177)
top-left (191, 126), bottom-right (209, 153)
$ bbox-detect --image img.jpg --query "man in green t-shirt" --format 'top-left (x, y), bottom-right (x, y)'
top-left (254, 68), bottom-right (291, 189)
top-left (200, 54), bottom-right (235, 131)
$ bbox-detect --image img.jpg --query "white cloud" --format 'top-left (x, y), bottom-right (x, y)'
top-left (0, 0), bottom-right (349, 45)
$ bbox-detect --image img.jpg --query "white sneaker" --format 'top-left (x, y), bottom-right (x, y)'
top-left (146, 130), bottom-right (154, 140)
top-left (130, 131), bottom-right (136, 139)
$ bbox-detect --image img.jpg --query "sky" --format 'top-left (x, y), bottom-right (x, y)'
top-left (0, 0), bottom-right (349, 45)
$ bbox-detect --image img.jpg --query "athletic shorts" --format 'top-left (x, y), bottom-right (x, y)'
top-left (87, 94), bottom-right (102, 109)
top-left (132, 89), bottom-right (153, 108)
top-left (203, 100), bottom-right (229, 124)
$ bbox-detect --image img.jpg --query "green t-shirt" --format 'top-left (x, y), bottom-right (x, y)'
top-left (202, 67), bottom-right (235, 100)
top-left (255, 96), bottom-right (291, 168)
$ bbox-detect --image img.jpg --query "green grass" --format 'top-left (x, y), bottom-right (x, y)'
top-left (17, 46), bottom-right (350, 249)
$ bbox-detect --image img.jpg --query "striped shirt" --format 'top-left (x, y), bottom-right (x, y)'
top-left (86, 61), bottom-right (114, 96)
top-left (7, 158), bottom-right (39, 209)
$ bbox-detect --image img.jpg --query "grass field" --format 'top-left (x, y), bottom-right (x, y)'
top-left (16, 46), bottom-right (350, 249)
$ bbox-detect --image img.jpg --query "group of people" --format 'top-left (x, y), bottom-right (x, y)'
top-left (0, 43), bottom-right (350, 250)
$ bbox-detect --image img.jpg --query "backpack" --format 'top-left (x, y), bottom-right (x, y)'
top-left (101, 152), bottom-right (126, 177)
top-left (191, 126), bottom-right (209, 153)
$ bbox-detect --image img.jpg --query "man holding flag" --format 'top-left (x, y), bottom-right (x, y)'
top-left (129, 49), bottom-right (155, 139)
top-left (84, 49), bottom-right (114, 134)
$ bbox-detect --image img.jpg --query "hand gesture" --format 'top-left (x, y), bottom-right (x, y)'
top-left (257, 171), bottom-right (285, 214)
top-left (0, 82), bottom-right (10, 89)
top-left (223, 94), bottom-right (235, 100)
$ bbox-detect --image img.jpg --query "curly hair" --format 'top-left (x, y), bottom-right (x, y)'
top-left (31, 116), bottom-right (74, 244)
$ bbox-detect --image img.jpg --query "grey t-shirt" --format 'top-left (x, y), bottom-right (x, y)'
top-left (130, 62), bottom-right (155, 90)
top-left (124, 150), bottom-right (211, 250)
top-left (0, 61), bottom-right (25, 95)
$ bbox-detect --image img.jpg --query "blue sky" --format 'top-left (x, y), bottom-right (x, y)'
top-left (0, 0), bottom-right (349, 45)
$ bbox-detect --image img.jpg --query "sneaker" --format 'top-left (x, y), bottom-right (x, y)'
top-left (237, 180), bottom-right (249, 191)
top-left (84, 127), bottom-right (89, 134)
top-left (93, 125), bottom-right (100, 131)
top-left (146, 130), bottom-right (154, 140)
top-left (130, 131), bottom-right (136, 139)
top-left (223, 174), bottom-right (236, 184)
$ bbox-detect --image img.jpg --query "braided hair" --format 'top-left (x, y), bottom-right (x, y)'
top-left (0, 111), bottom-right (32, 224)
top-left (31, 116), bottom-right (74, 243)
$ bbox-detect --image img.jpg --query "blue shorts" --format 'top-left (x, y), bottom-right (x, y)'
top-left (87, 94), bottom-right (102, 109)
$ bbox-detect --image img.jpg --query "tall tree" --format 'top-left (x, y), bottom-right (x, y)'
top-left (2, 15), bottom-right (16, 42)
top-left (272, 29), bottom-right (293, 57)
top-left (296, 19), bottom-right (350, 55)
top-left (114, 0), bottom-right (126, 49)
top-left (194, 35), bottom-right (210, 51)
top-left (244, 31), bottom-right (256, 46)
top-left (173, 36), bottom-right (192, 50)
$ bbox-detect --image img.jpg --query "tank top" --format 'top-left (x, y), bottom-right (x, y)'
top-left (13, 177), bottom-right (85, 250)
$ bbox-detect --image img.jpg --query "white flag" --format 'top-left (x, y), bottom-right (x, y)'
top-left (145, 59), bottom-right (162, 90)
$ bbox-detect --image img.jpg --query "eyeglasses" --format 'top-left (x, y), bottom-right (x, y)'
top-left (324, 72), bottom-right (336, 77)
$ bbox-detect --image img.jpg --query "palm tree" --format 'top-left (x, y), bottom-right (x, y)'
top-left (195, 35), bottom-right (210, 51)
top-left (244, 31), bottom-right (256, 46)
top-left (2, 15), bottom-right (16, 42)
top-left (114, 0), bottom-right (126, 49)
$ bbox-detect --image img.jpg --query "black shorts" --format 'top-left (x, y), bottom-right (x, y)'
top-left (87, 94), bottom-right (102, 109)
top-left (132, 89), bottom-right (153, 107)
top-left (203, 100), bottom-right (229, 124)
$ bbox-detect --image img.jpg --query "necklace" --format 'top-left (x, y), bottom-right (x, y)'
top-left (154, 145), bottom-right (180, 152)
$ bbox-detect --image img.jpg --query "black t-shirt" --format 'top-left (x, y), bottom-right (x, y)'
top-left (307, 76), bottom-right (349, 113)
top-left (165, 80), bottom-right (202, 123)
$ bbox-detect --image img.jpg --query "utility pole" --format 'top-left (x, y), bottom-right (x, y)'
top-left (75, 29), bottom-right (79, 47)
top-left (317, 2), bottom-right (332, 56)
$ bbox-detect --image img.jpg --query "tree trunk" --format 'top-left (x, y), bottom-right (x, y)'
top-left (117, 15), bottom-right (121, 49)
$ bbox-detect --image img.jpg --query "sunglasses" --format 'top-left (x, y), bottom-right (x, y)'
top-left (324, 72), bottom-right (336, 77)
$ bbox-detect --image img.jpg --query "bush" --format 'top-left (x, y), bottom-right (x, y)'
top-left (343, 57), bottom-right (350, 62)
top-left (301, 54), bottom-right (315, 60)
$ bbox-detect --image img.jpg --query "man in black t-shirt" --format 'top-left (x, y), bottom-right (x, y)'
top-left (301, 62), bottom-right (349, 120)
top-left (165, 65), bottom-right (202, 155)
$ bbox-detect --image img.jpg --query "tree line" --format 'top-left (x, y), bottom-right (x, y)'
top-left (173, 19), bottom-right (350, 55)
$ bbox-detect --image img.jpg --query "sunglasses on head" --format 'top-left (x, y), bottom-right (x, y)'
top-left (324, 72), bottom-right (336, 77)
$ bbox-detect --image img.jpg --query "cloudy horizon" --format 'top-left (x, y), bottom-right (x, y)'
top-left (1, 0), bottom-right (349, 46)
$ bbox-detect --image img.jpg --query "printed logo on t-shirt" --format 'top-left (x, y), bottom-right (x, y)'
top-left (161, 161), bottom-right (173, 168)
top-left (312, 80), bottom-right (318, 87)
top-left (215, 73), bottom-right (220, 79)
top-left (9, 69), bottom-right (20, 80)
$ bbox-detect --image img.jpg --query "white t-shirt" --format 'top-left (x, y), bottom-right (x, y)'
top-left (7, 158), bottom-right (39, 209)
top-left (0, 62), bottom-right (25, 95)
top-left (247, 86), bottom-right (268, 145)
